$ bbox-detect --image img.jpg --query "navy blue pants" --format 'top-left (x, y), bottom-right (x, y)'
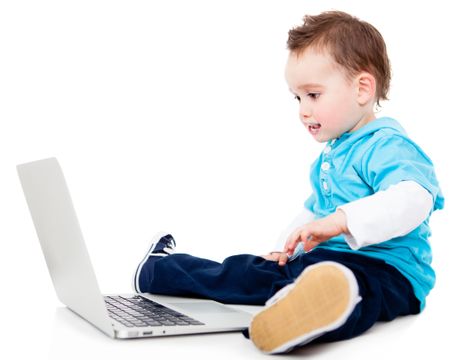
top-left (141, 249), bottom-right (420, 345)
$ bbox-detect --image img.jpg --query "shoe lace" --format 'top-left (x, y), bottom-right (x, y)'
top-left (161, 236), bottom-right (176, 255)
top-left (163, 246), bottom-right (175, 254)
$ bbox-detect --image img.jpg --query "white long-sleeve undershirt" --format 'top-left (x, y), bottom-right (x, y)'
top-left (273, 180), bottom-right (433, 253)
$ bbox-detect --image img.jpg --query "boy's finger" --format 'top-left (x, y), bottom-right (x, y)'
top-left (288, 232), bottom-right (306, 252)
top-left (283, 239), bottom-right (294, 253)
top-left (278, 253), bottom-right (288, 266)
top-left (285, 228), bottom-right (302, 252)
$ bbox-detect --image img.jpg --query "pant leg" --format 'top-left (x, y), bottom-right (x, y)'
top-left (143, 249), bottom-right (420, 342)
top-left (241, 249), bottom-right (421, 342)
top-left (144, 253), bottom-right (301, 305)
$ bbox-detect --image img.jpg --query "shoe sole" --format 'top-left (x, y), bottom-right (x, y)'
top-left (132, 231), bottom-right (170, 293)
top-left (249, 261), bottom-right (360, 354)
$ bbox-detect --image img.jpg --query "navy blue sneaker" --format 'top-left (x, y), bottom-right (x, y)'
top-left (133, 232), bottom-right (176, 293)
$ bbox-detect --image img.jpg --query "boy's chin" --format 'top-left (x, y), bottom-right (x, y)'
top-left (311, 134), bottom-right (332, 143)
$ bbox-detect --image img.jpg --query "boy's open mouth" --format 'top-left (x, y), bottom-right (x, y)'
top-left (308, 123), bottom-right (321, 135)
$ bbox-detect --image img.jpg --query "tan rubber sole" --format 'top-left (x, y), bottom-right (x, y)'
top-left (250, 262), bottom-right (353, 353)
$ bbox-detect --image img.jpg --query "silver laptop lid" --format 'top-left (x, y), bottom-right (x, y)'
top-left (17, 158), bottom-right (114, 337)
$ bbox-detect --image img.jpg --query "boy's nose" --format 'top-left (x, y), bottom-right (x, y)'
top-left (300, 105), bottom-right (312, 119)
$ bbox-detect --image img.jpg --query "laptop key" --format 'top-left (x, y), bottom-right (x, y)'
top-left (159, 320), bottom-right (176, 326)
top-left (105, 295), bottom-right (205, 328)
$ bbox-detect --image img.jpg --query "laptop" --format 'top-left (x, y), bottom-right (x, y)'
top-left (17, 157), bottom-right (253, 339)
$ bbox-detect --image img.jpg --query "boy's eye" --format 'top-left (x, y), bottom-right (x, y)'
top-left (308, 93), bottom-right (320, 100)
top-left (293, 93), bottom-right (320, 103)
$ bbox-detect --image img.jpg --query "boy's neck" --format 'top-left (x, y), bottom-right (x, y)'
top-left (348, 110), bottom-right (376, 133)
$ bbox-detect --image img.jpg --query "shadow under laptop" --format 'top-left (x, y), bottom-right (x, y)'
top-left (49, 306), bottom-right (423, 359)
top-left (48, 307), bottom-right (266, 359)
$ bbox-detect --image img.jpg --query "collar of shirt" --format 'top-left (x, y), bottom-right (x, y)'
top-left (326, 117), bottom-right (406, 153)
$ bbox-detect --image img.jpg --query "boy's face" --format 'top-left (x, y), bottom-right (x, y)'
top-left (285, 48), bottom-right (374, 143)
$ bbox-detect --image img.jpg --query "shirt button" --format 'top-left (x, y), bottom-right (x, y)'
top-left (321, 162), bottom-right (330, 171)
top-left (322, 181), bottom-right (328, 190)
top-left (323, 146), bottom-right (331, 154)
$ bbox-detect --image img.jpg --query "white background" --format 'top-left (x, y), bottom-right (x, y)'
top-left (1, 0), bottom-right (449, 359)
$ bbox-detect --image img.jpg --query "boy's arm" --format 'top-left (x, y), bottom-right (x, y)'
top-left (337, 180), bottom-right (432, 249)
top-left (284, 209), bottom-right (348, 254)
top-left (284, 180), bottom-right (432, 255)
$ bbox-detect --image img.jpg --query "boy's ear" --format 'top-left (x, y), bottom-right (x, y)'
top-left (356, 72), bottom-right (376, 105)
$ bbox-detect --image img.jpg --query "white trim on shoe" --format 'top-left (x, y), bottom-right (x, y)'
top-left (132, 231), bottom-right (171, 293)
top-left (250, 261), bottom-right (362, 354)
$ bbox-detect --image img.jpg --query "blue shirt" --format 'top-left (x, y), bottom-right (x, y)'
top-left (304, 117), bottom-right (444, 310)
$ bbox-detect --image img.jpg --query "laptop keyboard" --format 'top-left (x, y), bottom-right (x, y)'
top-left (105, 295), bottom-right (205, 328)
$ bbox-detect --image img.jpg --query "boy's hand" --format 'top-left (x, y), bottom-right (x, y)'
top-left (261, 252), bottom-right (289, 266)
top-left (284, 209), bottom-right (349, 255)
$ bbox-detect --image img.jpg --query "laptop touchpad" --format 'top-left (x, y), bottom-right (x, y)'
top-left (172, 302), bottom-right (238, 314)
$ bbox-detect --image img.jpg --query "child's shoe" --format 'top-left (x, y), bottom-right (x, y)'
top-left (132, 232), bottom-right (176, 293)
top-left (249, 261), bottom-right (361, 354)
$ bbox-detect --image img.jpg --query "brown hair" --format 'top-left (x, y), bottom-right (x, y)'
top-left (287, 11), bottom-right (391, 106)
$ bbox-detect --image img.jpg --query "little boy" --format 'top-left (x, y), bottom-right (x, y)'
top-left (133, 11), bottom-right (444, 354)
